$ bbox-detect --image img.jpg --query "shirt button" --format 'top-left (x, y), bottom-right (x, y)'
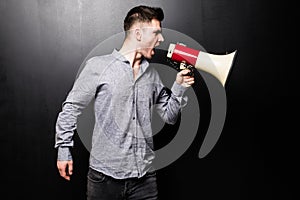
top-left (133, 117), bottom-right (135, 120)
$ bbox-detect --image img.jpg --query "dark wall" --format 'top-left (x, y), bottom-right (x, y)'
top-left (0, 0), bottom-right (294, 199)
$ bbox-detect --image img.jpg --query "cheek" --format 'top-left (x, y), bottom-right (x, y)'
top-left (143, 40), bottom-right (154, 48)
top-left (141, 34), bottom-right (157, 48)
top-left (149, 37), bottom-right (158, 46)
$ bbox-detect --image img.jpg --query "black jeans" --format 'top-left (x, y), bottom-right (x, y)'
top-left (87, 168), bottom-right (159, 200)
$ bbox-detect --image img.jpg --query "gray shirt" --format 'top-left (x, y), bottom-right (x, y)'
top-left (55, 49), bottom-right (188, 179)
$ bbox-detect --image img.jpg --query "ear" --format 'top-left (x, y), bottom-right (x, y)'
top-left (135, 28), bottom-right (142, 42)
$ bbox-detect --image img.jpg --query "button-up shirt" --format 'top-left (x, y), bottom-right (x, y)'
top-left (55, 49), bottom-right (187, 179)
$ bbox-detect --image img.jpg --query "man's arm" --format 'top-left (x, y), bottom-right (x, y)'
top-left (155, 69), bottom-right (194, 124)
top-left (55, 57), bottom-right (101, 180)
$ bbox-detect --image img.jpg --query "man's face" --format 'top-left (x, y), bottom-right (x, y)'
top-left (138, 19), bottom-right (164, 59)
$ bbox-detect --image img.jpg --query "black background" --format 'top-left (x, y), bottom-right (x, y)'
top-left (0, 0), bottom-right (295, 199)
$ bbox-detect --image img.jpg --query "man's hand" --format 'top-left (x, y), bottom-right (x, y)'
top-left (57, 160), bottom-right (73, 181)
top-left (176, 69), bottom-right (195, 87)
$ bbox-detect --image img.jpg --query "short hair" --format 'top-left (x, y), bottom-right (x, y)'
top-left (124, 5), bottom-right (164, 31)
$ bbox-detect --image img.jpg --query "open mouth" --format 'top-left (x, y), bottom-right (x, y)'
top-left (151, 48), bottom-right (155, 55)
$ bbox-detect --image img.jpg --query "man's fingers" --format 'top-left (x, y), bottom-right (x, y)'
top-left (57, 161), bottom-right (73, 181)
top-left (184, 77), bottom-right (195, 84)
top-left (58, 166), bottom-right (68, 179)
top-left (179, 69), bottom-right (191, 76)
top-left (187, 80), bottom-right (195, 84)
top-left (176, 69), bottom-right (195, 87)
top-left (183, 77), bottom-right (194, 82)
top-left (183, 76), bottom-right (195, 86)
top-left (68, 162), bottom-right (73, 176)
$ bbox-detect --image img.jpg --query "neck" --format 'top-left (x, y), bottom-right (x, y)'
top-left (119, 38), bottom-right (142, 68)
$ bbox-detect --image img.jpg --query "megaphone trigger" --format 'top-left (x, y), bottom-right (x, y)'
top-left (165, 58), bottom-right (194, 77)
top-left (179, 61), bottom-right (194, 76)
top-left (186, 64), bottom-right (194, 77)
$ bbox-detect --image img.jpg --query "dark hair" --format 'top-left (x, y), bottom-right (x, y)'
top-left (124, 5), bottom-right (164, 31)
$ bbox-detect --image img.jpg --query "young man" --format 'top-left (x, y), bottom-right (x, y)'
top-left (55, 5), bottom-right (194, 200)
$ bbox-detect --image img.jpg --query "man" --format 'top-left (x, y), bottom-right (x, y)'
top-left (55, 5), bottom-right (194, 200)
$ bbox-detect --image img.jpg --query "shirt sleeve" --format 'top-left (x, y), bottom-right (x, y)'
top-left (54, 57), bottom-right (101, 161)
top-left (155, 81), bottom-right (188, 125)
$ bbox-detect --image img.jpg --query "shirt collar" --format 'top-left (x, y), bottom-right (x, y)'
top-left (112, 49), bottom-right (128, 63)
top-left (112, 49), bottom-right (150, 70)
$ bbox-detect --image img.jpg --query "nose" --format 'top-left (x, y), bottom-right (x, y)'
top-left (158, 33), bottom-right (164, 43)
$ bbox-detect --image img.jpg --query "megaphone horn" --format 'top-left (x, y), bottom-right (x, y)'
top-left (167, 43), bottom-right (237, 86)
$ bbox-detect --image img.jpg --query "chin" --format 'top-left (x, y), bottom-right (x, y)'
top-left (144, 53), bottom-right (153, 59)
top-left (148, 54), bottom-right (154, 59)
top-left (142, 49), bottom-right (155, 59)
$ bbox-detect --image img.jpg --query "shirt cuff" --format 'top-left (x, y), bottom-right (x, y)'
top-left (57, 147), bottom-right (73, 161)
top-left (171, 81), bottom-right (188, 97)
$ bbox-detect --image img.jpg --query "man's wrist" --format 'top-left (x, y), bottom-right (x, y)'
top-left (171, 81), bottom-right (187, 97)
top-left (57, 146), bottom-right (73, 161)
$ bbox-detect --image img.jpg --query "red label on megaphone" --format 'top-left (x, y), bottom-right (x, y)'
top-left (171, 44), bottom-right (200, 66)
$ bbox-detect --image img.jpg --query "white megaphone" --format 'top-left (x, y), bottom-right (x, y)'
top-left (167, 43), bottom-right (237, 86)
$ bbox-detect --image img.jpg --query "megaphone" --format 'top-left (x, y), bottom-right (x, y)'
top-left (166, 43), bottom-right (237, 86)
